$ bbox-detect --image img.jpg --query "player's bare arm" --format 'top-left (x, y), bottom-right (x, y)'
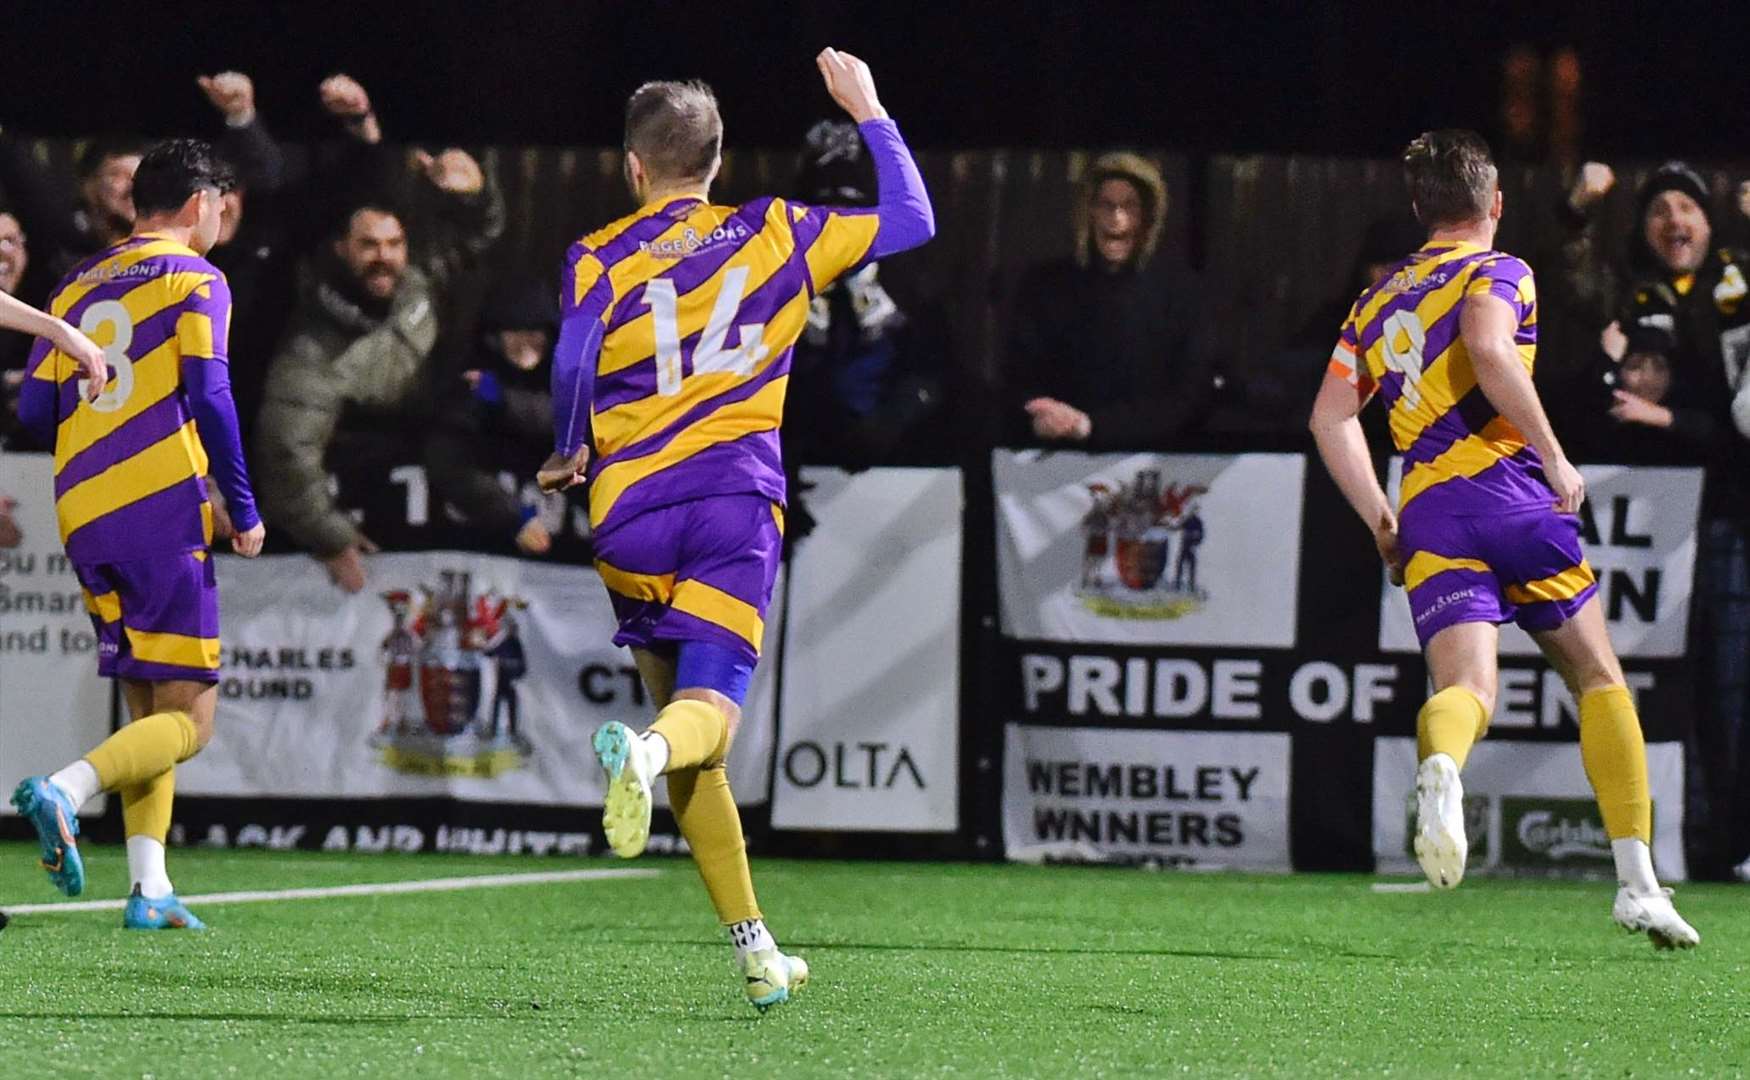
top-left (1308, 370), bottom-right (1403, 583)
top-left (1460, 292), bottom-right (1585, 514)
top-left (0, 290), bottom-right (107, 401)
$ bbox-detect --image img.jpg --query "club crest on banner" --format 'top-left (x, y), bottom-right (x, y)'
top-left (1076, 468), bottom-right (1209, 620)
top-left (373, 570), bottom-right (533, 778)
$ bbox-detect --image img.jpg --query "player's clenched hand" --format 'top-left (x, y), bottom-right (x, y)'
top-left (197, 72), bottom-right (256, 126)
top-left (816, 48), bottom-right (887, 124)
top-left (1374, 513), bottom-right (1405, 587)
top-left (52, 318), bottom-right (108, 402)
top-left (232, 522), bottom-right (266, 559)
top-left (1546, 456), bottom-right (1586, 516)
top-left (537, 448), bottom-right (589, 494)
top-left (415, 149), bottom-right (485, 196)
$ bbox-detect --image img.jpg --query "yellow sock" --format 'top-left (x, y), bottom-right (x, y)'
top-left (1578, 685), bottom-right (1652, 842)
top-left (84, 711), bottom-right (198, 791)
top-left (667, 765), bottom-right (761, 925)
top-left (1417, 686), bottom-right (1490, 769)
top-left (121, 767), bottom-right (175, 843)
top-left (647, 699), bottom-right (729, 773)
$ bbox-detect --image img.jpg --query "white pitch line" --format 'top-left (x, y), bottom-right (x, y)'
top-left (1371, 881), bottom-right (1434, 894)
top-left (1, 866), bottom-right (660, 915)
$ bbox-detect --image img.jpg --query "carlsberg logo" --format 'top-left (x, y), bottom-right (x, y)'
top-left (1515, 810), bottom-right (1610, 860)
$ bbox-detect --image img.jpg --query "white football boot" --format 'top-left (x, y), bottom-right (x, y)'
top-left (1414, 753), bottom-right (1468, 889)
top-left (742, 947), bottom-right (809, 1013)
top-left (592, 722), bottom-right (654, 858)
top-left (1613, 887), bottom-right (1700, 950)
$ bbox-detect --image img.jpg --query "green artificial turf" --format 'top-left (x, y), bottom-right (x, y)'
top-left (0, 843), bottom-right (1744, 1078)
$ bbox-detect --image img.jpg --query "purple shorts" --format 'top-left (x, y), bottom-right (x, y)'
top-left (1398, 504), bottom-right (1597, 649)
top-left (73, 548), bottom-right (222, 683)
top-left (591, 494), bottom-right (784, 665)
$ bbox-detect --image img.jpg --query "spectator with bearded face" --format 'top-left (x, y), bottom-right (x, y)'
top-left (254, 151), bottom-right (505, 594)
top-left (1004, 152), bottom-right (1214, 448)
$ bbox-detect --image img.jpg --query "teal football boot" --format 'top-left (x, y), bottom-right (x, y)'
top-left (123, 886), bottom-right (206, 930)
top-left (10, 777), bottom-right (85, 896)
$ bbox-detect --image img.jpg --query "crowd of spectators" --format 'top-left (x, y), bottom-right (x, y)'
top-left (1, 74), bottom-right (1748, 878)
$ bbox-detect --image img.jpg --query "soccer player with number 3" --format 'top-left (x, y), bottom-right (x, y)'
top-left (12, 140), bottom-right (265, 930)
top-left (537, 49), bottom-right (933, 1008)
top-left (1309, 131), bottom-right (1698, 949)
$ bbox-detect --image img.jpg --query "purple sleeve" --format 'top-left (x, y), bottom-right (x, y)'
top-left (16, 336), bottom-right (56, 447)
top-left (178, 277), bottom-right (259, 531)
top-left (859, 118), bottom-right (935, 259)
top-left (17, 378), bottom-right (54, 447)
top-left (551, 248), bottom-right (613, 458)
top-left (183, 358), bottom-right (259, 532)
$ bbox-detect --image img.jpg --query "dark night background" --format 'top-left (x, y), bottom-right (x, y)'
top-left (3, 1), bottom-right (1744, 159)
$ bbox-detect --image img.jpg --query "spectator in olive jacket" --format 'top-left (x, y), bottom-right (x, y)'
top-left (254, 149), bottom-right (504, 593)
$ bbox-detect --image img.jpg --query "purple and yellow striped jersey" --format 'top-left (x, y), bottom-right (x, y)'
top-left (558, 195), bottom-right (879, 533)
top-left (25, 235), bottom-right (229, 563)
top-left (1329, 240), bottom-right (1545, 517)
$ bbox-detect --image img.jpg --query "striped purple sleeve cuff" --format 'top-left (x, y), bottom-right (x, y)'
top-left (859, 118), bottom-right (935, 259)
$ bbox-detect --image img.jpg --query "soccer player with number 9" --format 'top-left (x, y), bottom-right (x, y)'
top-left (12, 139), bottom-right (265, 930)
top-left (1309, 130), bottom-right (1698, 949)
top-left (536, 48), bottom-right (934, 1009)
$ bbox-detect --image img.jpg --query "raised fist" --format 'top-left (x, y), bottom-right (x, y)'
top-left (320, 74), bottom-right (381, 143)
top-left (415, 148), bottom-right (485, 196)
top-left (319, 74), bottom-right (372, 118)
top-left (1569, 161), bottom-right (1616, 212)
top-left (815, 48), bottom-right (887, 124)
top-left (197, 72), bottom-right (256, 126)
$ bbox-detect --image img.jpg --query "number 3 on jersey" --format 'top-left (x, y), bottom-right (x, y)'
top-left (1379, 309), bottom-right (1427, 409)
top-left (77, 299), bottom-right (137, 413)
top-left (644, 266), bottom-right (771, 397)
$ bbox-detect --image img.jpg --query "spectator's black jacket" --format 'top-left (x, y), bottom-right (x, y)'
top-left (1005, 255), bottom-right (1214, 449)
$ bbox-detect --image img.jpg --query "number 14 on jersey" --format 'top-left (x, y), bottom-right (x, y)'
top-left (644, 266), bottom-right (771, 397)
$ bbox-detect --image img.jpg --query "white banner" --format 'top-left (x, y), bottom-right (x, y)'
top-left (1372, 735), bottom-right (1686, 881)
top-left (0, 453), bottom-right (111, 816)
top-left (1378, 463), bottom-right (1702, 658)
top-left (772, 467), bottom-right (961, 832)
top-left (995, 451), bottom-right (1305, 647)
top-left (181, 551), bottom-right (774, 807)
top-left (1003, 724), bottom-right (1291, 869)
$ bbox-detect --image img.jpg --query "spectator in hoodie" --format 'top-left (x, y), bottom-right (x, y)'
top-left (1004, 152), bottom-right (1214, 449)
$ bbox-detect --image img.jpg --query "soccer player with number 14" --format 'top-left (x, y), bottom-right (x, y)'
top-left (12, 139), bottom-right (266, 930)
top-left (537, 49), bottom-right (934, 1008)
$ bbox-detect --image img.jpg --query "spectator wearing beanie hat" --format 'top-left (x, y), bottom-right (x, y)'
top-left (1609, 163), bottom-right (1750, 883)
